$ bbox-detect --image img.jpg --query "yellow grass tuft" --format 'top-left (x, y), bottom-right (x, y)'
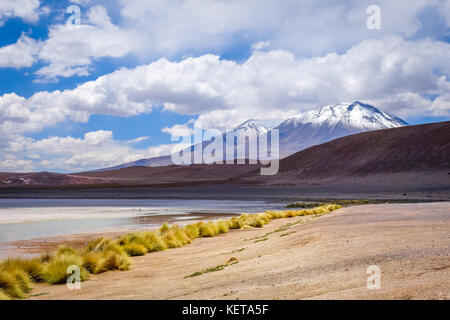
top-left (0, 270), bottom-right (26, 299)
top-left (216, 220), bottom-right (230, 234)
top-left (183, 224), bottom-right (200, 239)
top-left (42, 253), bottom-right (88, 284)
top-left (228, 217), bottom-right (242, 229)
top-left (82, 251), bottom-right (103, 274)
top-left (198, 221), bottom-right (219, 237)
top-left (96, 252), bottom-right (131, 273)
top-left (55, 245), bottom-right (78, 256)
top-left (162, 225), bottom-right (191, 248)
top-left (122, 243), bottom-right (148, 256)
top-left (142, 231), bottom-right (167, 252)
top-left (0, 257), bottom-right (43, 282)
top-left (0, 288), bottom-right (10, 300)
top-left (86, 238), bottom-right (125, 256)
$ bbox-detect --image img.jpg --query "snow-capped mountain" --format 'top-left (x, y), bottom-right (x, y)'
top-left (94, 101), bottom-right (407, 171)
top-left (232, 119), bottom-right (284, 138)
top-left (276, 101), bottom-right (407, 155)
top-left (288, 101), bottom-right (406, 131)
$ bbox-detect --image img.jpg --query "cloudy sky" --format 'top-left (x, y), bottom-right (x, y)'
top-left (0, 0), bottom-right (449, 172)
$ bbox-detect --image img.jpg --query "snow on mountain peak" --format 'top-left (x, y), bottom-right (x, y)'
top-left (290, 101), bottom-right (407, 130)
top-left (233, 119), bottom-right (284, 137)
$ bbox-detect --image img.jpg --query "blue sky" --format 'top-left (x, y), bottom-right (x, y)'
top-left (0, 0), bottom-right (449, 172)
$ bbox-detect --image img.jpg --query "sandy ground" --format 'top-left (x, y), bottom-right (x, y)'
top-left (29, 202), bottom-right (450, 300)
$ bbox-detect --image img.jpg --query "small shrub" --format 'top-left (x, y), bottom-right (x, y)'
top-left (183, 224), bottom-right (200, 239)
top-left (216, 220), bottom-right (230, 234)
top-left (0, 270), bottom-right (27, 298)
top-left (228, 217), bottom-right (242, 229)
top-left (82, 251), bottom-right (103, 274)
top-left (122, 243), bottom-right (147, 256)
top-left (0, 289), bottom-right (10, 300)
top-left (163, 230), bottom-right (184, 248)
top-left (96, 253), bottom-right (131, 273)
top-left (254, 217), bottom-right (267, 227)
top-left (159, 223), bottom-right (170, 234)
top-left (265, 211), bottom-right (281, 219)
top-left (85, 238), bottom-right (105, 251)
top-left (87, 238), bottom-right (124, 256)
top-left (198, 222), bottom-right (219, 237)
top-left (55, 245), bottom-right (78, 256)
top-left (42, 253), bottom-right (88, 284)
top-left (142, 231), bottom-right (167, 252)
top-left (173, 225), bottom-right (191, 245)
top-left (12, 269), bottom-right (32, 294)
top-left (0, 257), bottom-right (43, 282)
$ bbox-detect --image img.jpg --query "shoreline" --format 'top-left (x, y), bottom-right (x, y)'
top-left (0, 212), bottom-right (240, 259)
top-left (1, 184), bottom-right (449, 201)
top-left (27, 202), bottom-right (450, 300)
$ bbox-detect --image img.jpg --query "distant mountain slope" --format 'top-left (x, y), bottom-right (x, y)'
top-left (0, 172), bottom-right (111, 187)
top-left (3, 122), bottom-right (448, 190)
top-left (276, 101), bottom-right (408, 155)
top-left (96, 101), bottom-right (407, 171)
top-left (247, 121), bottom-right (449, 186)
top-left (97, 119), bottom-right (283, 171)
top-left (78, 163), bottom-right (260, 185)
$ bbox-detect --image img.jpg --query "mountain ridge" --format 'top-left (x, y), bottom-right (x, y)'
top-left (95, 101), bottom-right (407, 171)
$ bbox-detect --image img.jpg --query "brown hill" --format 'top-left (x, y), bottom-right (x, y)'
top-left (77, 163), bottom-right (260, 185)
top-left (1, 121), bottom-right (448, 190)
top-left (0, 172), bottom-right (111, 187)
top-left (245, 121), bottom-right (450, 187)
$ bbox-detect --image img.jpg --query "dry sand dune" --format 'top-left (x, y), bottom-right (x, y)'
top-left (30, 202), bottom-right (450, 300)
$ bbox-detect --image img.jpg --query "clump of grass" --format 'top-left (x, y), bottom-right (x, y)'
top-left (183, 224), bottom-right (200, 239)
top-left (265, 211), bottom-right (281, 219)
top-left (161, 225), bottom-right (188, 248)
top-left (142, 231), bottom-right (167, 252)
top-left (42, 253), bottom-right (88, 284)
top-left (286, 202), bottom-right (324, 208)
top-left (0, 270), bottom-right (26, 299)
top-left (198, 222), bottom-right (219, 237)
top-left (55, 245), bottom-right (78, 256)
top-left (216, 220), bottom-right (230, 234)
top-left (185, 258), bottom-right (239, 278)
top-left (254, 237), bottom-right (268, 243)
top-left (12, 269), bottom-right (32, 295)
top-left (86, 238), bottom-right (124, 256)
top-left (173, 225), bottom-right (192, 245)
top-left (0, 289), bottom-right (10, 300)
top-left (122, 243), bottom-right (147, 256)
top-left (0, 257), bottom-right (43, 282)
top-left (159, 223), bottom-right (170, 234)
top-left (228, 217), bottom-right (242, 229)
top-left (82, 251), bottom-right (103, 274)
top-left (96, 252), bottom-right (131, 273)
top-left (226, 257), bottom-right (238, 264)
top-left (85, 238), bottom-right (105, 251)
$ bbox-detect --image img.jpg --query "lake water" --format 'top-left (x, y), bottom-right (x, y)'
top-left (0, 198), bottom-right (286, 244)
